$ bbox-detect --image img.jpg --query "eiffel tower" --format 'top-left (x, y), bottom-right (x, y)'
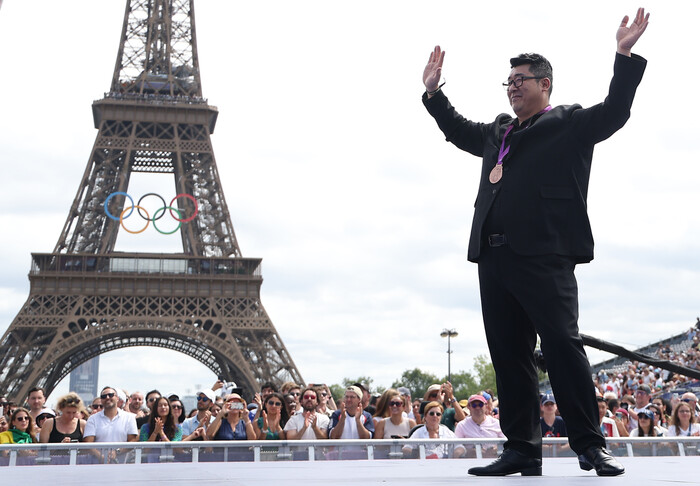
top-left (0, 0), bottom-right (303, 402)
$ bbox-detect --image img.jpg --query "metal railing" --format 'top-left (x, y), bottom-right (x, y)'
top-left (1, 437), bottom-right (698, 467)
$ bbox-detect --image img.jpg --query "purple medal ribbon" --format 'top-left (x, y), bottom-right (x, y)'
top-left (497, 105), bottom-right (552, 168)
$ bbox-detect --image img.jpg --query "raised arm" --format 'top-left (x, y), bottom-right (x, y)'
top-left (617, 8), bottom-right (650, 57)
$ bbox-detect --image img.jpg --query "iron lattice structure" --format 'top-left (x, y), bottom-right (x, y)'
top-left (0, 0), bottom-right (303, 402)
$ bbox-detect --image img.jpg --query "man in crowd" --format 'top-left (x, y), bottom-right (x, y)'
top-left (136, 389), bottom-right (161, 429)
top-left (285, 386), bottom-right (329, 439)
top-left (424, 382), bottom-right (466, 431)
top-left (455, 394), bottom-right (505, 439)
top-left (421, 7), bottom-right (648, 477)
top-left (27, 386), bottom-right (46, 421)
top-left (540, 394), bottom-right (567, 438)
top-left (629, 384), bottom-right (652, 431)
top-left (127, 391), bottom-right (145, 418)
top-left (314, 384), bottom-right (335, 418)
top-left (329, 386), bottom-right (374, 439)
top-left (181, 388), bottom-right (215, 439)
top-left (91, 397), bottom-right (103, 414)
top-left (84, 386), bottom-right (138, 462)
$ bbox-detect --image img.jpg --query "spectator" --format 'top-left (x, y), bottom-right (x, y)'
top-left (253, 392), bottom-right (288, 440)
top-left (397, 387), bottom-right (415, 420)
top-left (34, 408), bottom-right (56, 437)
top-left (285, 387), bottom-right (329, 440)
top-left (284, 393), bottom-right (298, 417)
top-left (412, 399), bottom-right (423, 424)
top-left (314, 384), bottom-right (336, 417)
top-left (207, 393), bottom-right (255, 440)
top-left (0, 408), bottom-right (37, 444)
top-left (597, 395), bottom-right (619, 438)
top-left (372, 388), bottom-right (399, 426)
top-left (402, 401), bottom-right (465, 459)
top-left (652, 397), bottom-right (671, 428)
top-left (0, 396), bottom-right (7, 416)
top-left (630, 409), bottom-right (663, 437)
top-left (352, 382), bottom-right (372, 413)
top-left (329, 386), bottom-right (374, 439)
top-left (613, 408), bottom-right (630, 437)
top-left (646, 404), bottom-right (668, 435)
top-left (667, 402), bottom-right (700, 437)
top-left (455, 394), bottom-right (505, 454)
top-left (90, 397), bottom-right (103, 415)
top-left (681, 392), bottom-right (699, 419)
top-left (26, 387), bottom-right (46, 422)
top-left (139, 396), bottom-right (182, 442)
top-left (169, 396), bottom-right (186, 425)
top-left (280, 382), bottom-right (299, 396)
top-left (374, 391), bottom-right (416, 439)
top-left (39, 392), bottom-right (86, 443)
top-left (0, 415), bottom-right (8, 433)
top-left (629, 384), bottom-right (652, 430)
top-left (539, 394), bottom-right (567, 438)
top-left (181, 389), bottom-right (214, 440)
top-left (423, 382), bottom-right (466, 432)
top-left (127, 391), bottom-right (145, 418)
top-left (260, 382), bottom-right (278, 400)
top-left (83, 386), bottom-right (138, 447)
top-left (137, 389), bottom-right (162, 429)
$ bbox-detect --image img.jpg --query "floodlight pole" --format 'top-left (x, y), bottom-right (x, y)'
top-left (440, 328), bottom-right (458, 383)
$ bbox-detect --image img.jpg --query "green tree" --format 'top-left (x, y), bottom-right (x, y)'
top-left (391, 368), bottom-right (440, 399)
top-left (444, 370), bottom-right (478, 400)
top-left (473, 354), bottom-right (497, 395)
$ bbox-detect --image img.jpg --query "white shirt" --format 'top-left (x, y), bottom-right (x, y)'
top-left (404, 425), bottom-right (465, 458)
top-left (284, 410), bottom-right (330, 439)
top-left (84, 408), bottom-right (138, 442)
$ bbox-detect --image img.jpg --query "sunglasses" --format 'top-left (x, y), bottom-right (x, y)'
top-left (148, 397), bottom-right (160, 403)
top-left (389, 401), bottom-right (403, 407)
top-left (100, 393), bottom-right (115, 400)
top-left (15, 416), bottom-right (29, 422)
top-left (302, 394), bottom-right (316, 400)
top-left (469, 402), bottom-right (485, 408)
top-left (426, 411), bottom-right (442, 417)
top-left (171, 405), bottom-right (183, 410)
top-left (92, 404), bottom-right (103, 409)
top-left (267, 401), bottom-right (283, 407)
top-left (638, 415), bottom-right (651, 420)
top-left (682, 398), bottom-right (694, 403)
top-left (321, 392), bottom-right (328, 397)
top-left (289, 392), bottom-right (301, 397)
top-left (197, 396), bottom-right (210, 402)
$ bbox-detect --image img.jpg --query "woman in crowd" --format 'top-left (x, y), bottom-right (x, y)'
top-left (0, 415), bottom-right (8, 433)
top-left (284, 393), bottom-right (298, 418)
top-left (0, 408), bottom-right (37, 445)
top-left (667, 401), bottom-right (700, 436)
top-left (402, 401), bottom-right (464, 458)
top-left (630, 409), bottom-right (664, 437)
top-left (372, 389), bottom-right (397, 426)
top-left (39, 392), bottom-right (86, 443)
top-left (139, 396), bottom-right (183, 442)
top-left (647, 404), bottom-right (668, 435)
top-left (412, 399), bottom-right (423, 424)
top-left (207, 393), bottom-right (255, 440)
top-left (652, 396), bottom-right (671, 428)
top-left (169, 396), bottom-right (186, 425)
top-left (374, 391), bottom-right (416, 439)
top-left (253, 392), bottom-right (287, 440)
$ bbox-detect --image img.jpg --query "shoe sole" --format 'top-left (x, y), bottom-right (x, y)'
top-left (468, 466), bottom-right (542, 477)
top-left (579, 461), bottom-right (624, 476)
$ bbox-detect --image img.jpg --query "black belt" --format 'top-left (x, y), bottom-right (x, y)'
top-left (487, 234), bottom-right (508, 247)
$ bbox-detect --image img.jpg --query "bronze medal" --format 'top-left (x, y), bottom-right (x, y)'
top-left (489, 164), bottom-right (502, 184)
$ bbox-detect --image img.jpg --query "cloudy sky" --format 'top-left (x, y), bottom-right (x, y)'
top-left (0, 1), bottom-right (698, 406)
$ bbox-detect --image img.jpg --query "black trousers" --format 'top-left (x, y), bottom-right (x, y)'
top-left (477, 244), bottom-right (605, 458)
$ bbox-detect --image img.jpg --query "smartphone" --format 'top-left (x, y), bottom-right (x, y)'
top-left (615, 412), bottom-right (623, 419)
top-left (230, 402), bottom-right (244, 410)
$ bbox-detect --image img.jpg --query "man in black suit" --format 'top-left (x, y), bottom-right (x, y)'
top-left (421, 8), bottom-right (650, 477)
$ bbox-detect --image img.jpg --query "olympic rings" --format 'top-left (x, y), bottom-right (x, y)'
top-left (104, 192), bottom-right (198, 235)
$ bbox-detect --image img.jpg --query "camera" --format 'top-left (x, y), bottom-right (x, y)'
top-left (230, 402), bottom-right (244, 410)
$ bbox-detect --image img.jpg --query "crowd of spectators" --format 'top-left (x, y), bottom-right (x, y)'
top-left (1, 327), bottom-right (699, 460)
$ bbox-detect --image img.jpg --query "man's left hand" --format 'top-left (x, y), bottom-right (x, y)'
top-left (617, 7), bottom-right (650, 56)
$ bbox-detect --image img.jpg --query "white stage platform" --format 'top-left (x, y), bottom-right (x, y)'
top-left (4, 456), bottom-right (700, 485)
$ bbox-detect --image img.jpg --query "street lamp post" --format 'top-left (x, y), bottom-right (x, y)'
top-left (440, 328), bottom-right (458, 383)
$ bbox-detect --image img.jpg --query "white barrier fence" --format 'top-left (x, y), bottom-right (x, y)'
top-left (1, 437), bottom-right (698, 467)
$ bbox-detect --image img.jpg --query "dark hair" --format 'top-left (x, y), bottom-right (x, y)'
top-left (510, 53), bottom-right (553, 96)
top-left (169, 398), bottom-right (186, 424)
top-left (28, 387), bottom-right (46, 398)
top-left (263, 392), bottom-right (289, 428)
top-left (148, 397), bottom-right (178, 440)
top-left (261, 382), bottom-right (278, 392)
top-left (10, 407), bottom-right (37, 442)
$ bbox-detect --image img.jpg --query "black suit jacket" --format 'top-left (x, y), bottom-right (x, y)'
top-left (423, 53), bottom-right (646, 263)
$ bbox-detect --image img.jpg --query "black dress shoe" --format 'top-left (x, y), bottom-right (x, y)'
top-left (468, 449), bottom-right (542, 476)
top-left (578, 447), bottom-right (625, 476)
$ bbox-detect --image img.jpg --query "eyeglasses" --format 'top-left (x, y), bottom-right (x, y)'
top-left (65, 397), bottom-right (80, 405)
top-left (469, 402), bottom-right (485, 408)
top-left (502, 76), bottom-right (543, 90)
top-left (92, 404), bottom-right (103, 409)
top-left (426, 411), bottom-right (442, 417)
top-left (267, 401), bottom-right (282, 407)
top-left (171, 405), bottom-right (183, 410)
top-left (428, 393), bottom-right (439, 399)
top-left (148, 396), bottom-right (161, 403)
top-left (320, 392), bottom-right (328, 397)
top-left (197, 396), bottom-right (210, 402)
top-left (302, 394), bottom-right (316, 400)
top-left (100, 393), bottom-right (115, 400)
top-left (15, 416), bottom-right (29, 422)
top-left (389, 401), bottom-right (403, 407)
top-left (638, 415), bottom-right (651, 420)
top-left (289, 392), bottom-right (301, 397)
top-left (682, 398), bottom-right (695, 403)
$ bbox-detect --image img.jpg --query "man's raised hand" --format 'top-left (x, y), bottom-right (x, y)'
top-left (423, 46), bottom-right (445, 93)
top-left (617, 8), bottom-right (650, 56)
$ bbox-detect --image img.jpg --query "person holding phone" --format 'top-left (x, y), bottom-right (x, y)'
top-left (39, 392), bottom-right (86, 443)
top-left (207, 393), bottom-right (255, 440)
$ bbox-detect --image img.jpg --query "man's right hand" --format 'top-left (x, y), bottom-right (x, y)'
top-left (423, 46), bottom-right (445, 93)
